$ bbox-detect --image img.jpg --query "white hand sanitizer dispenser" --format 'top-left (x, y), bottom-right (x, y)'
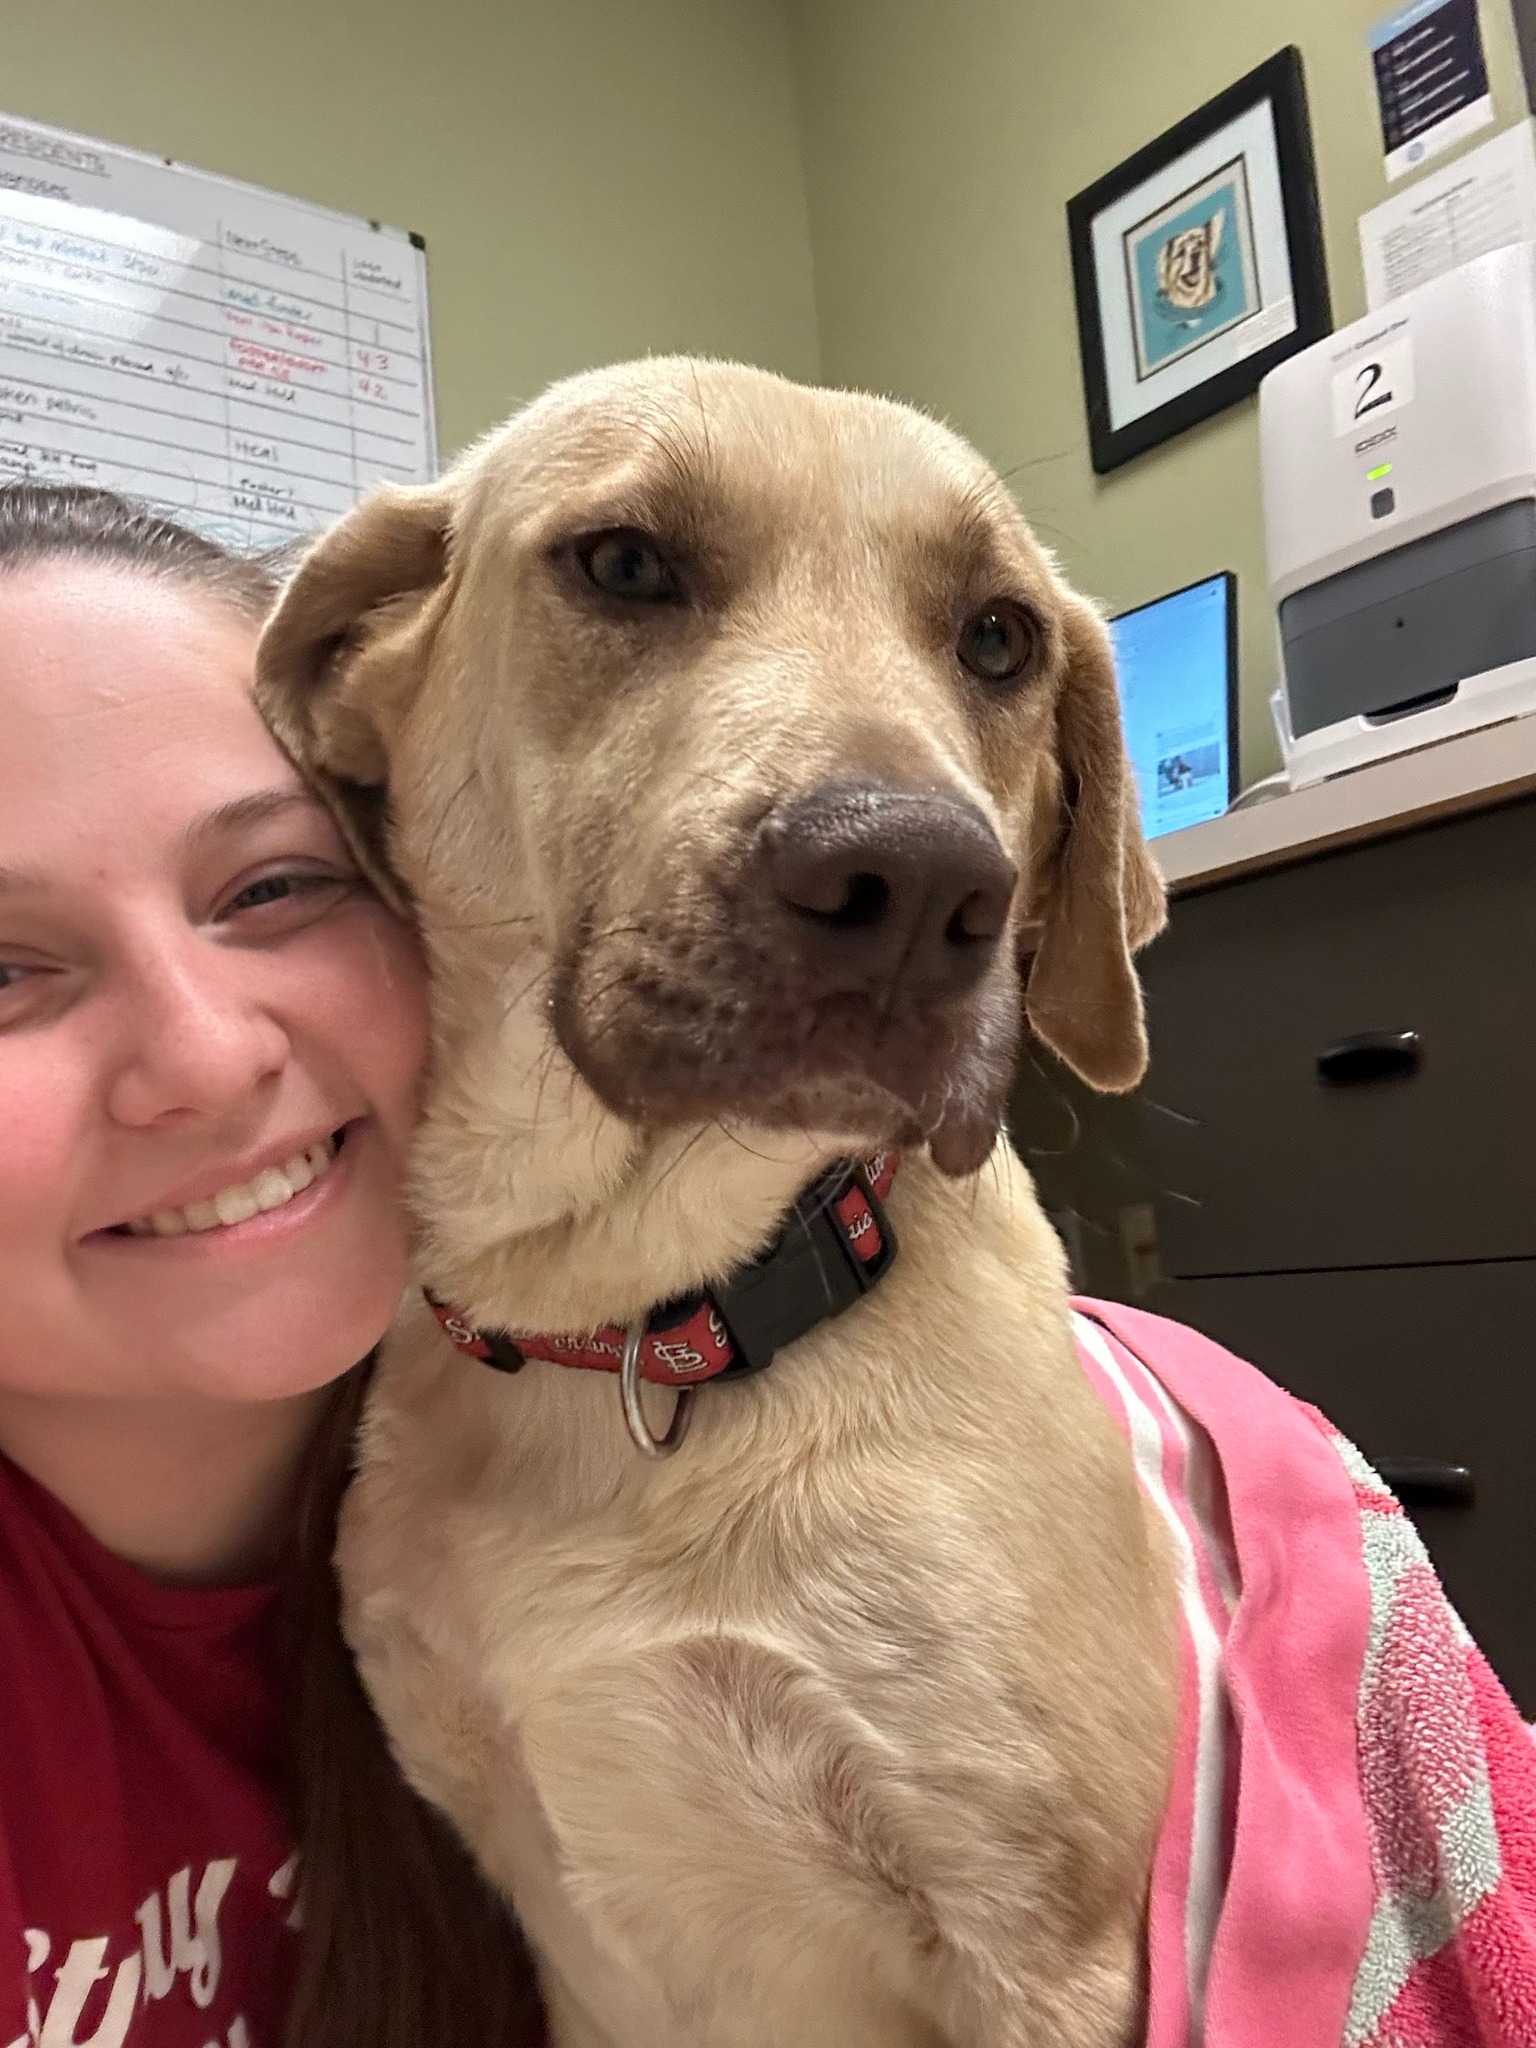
top-left (1259, 240), bottom-right (1536, 787)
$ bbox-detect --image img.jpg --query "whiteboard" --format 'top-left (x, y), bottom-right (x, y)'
top-left (0, 112), bottom-right (436, 547)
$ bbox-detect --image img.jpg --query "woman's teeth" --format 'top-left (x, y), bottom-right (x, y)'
top-left (122, 1137), bottom-right (339, 1237)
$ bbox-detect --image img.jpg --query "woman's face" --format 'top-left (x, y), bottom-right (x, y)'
top-left (0, 560), bottom-right (430, 1405)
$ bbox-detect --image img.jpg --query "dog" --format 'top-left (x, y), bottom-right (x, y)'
top-left (1155, 214), bottom-right (1223, 314)
top-left (256, 358), bottom-right (1181, 2048)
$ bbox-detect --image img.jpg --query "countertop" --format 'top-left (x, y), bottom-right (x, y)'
top-left (1153, 715), bottom-right (1536, 893)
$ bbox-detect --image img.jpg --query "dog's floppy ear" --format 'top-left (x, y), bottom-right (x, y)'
top-left (255, 481), bottom-right (455, 910)
top-left (1023, 597), bottom-right (1166, 1092)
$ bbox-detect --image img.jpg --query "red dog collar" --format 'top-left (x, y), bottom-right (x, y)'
top-left (427, 1152), bottom-right (898, 1390)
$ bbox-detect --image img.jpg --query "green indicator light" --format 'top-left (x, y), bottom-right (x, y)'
top-left (1366, 463), bottom-right (1394, 482)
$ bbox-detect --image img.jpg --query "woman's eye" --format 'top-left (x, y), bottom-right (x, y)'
top-left (0, 958), bottom-right (56, 1024)
top-left (576, 528), bottom-right (682, 604)
top-left (229, 875), bottom-right (297, 911)
top-left (221, 870), bottom-right (351, 921)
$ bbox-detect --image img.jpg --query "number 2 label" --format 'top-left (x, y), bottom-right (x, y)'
top-left (1353, 360), bottom-right (1391, 418)
top-left (1332, 337), bottom-right (1415, 437)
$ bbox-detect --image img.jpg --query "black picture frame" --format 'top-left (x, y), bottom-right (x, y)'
top-left (1067, 48), bottom-right (1332, 475)
top-left (1515, 0), bottom-right (1536, 111)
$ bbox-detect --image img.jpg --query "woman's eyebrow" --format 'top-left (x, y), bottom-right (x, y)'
top-left (0, 792), bottom-right (325, 899)
top-left (178, 789), bottom-right (324, 858)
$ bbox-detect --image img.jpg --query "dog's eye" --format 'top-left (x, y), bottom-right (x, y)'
top-left (577, 529), bottom-right (681, 604)
top-left (956, 602), bottom-right (1037, 685)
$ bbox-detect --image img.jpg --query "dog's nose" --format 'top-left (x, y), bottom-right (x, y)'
top-left (761, 782), bottom-right (1016, 993)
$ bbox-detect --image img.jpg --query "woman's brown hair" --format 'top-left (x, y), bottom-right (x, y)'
top-left (0, 483), bottom-right (544, 2047)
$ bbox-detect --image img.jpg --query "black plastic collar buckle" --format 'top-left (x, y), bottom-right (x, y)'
top-left (710, 1161), bottom-right (897, 1381)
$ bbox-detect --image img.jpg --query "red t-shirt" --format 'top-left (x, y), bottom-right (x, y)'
top-left (0, 1453), bottom-right (298, 2048)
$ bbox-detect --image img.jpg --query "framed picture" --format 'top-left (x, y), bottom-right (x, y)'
top-left (1067, 47), bottom-right (1332, 474)
top-left (1516, 0), bottom-right (1536, 112)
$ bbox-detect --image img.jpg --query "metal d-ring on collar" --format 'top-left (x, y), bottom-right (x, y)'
top-left (620, 1315), bottom-right (695, 1458)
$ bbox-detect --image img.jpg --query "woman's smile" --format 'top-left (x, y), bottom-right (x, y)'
top-left (83, 1119), bottom-right (367, 1258)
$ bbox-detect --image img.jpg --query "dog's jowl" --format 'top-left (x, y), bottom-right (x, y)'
top-left (257, 359), bottom-right (1179, 2048)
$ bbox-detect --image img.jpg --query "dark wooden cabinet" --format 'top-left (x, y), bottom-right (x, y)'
top-left (1142, 798), bottom-right (1536, 1277)
top-left (1139, 794), bottom-right (1536, 1714)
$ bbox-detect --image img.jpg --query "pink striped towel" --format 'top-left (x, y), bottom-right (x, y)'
top-left (1072, 1300), bottom-right (1536, 2047)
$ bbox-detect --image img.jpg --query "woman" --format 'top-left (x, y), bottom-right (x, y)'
top-left (0, 485), bottom-right (542, 2047)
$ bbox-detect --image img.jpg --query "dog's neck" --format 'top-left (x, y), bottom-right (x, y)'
top-left (410, 932), bottom-right (872, 1337)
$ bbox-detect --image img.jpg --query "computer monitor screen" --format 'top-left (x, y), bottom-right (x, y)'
top-left (1108, 572), bottom-right (1237, 840)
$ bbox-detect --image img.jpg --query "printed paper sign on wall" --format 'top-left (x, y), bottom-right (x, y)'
top-left (1370, 0), bottom-right (1494, 182)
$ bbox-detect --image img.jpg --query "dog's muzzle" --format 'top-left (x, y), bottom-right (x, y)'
top-left (551, 777), bottom-right (1023, 1175)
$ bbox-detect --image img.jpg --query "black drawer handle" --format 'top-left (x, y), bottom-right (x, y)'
top-left (1316, 1030), bottom-right (1421, 1086)
top-left (1374, 1456), bottom-right (1475, 1508)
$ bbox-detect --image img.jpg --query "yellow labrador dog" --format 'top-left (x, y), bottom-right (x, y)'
top-left (257, 358), bottom-right (1179, 2048)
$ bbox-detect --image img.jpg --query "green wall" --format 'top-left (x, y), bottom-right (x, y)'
top-left (9, 0), bottom-right (1530, 779)
top-left (3, 0), bottom-right (819, 459)
top-left (788, 0), bottom-right (1529, 783)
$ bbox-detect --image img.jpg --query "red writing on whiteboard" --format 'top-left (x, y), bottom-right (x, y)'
top-left (227, 340), bottom-right (327, 384)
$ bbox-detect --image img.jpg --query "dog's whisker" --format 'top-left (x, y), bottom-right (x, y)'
top-left (528, 1034), bottom-right (571, 1135)
top-left (568, 977), bottom-right (651, 1051)
top-left (422, 764), bottom-right (483, 875)
top-left (581, 921), bottom-right (653, 951)
top-left (997, 445), bottom-right (1078, 483)
top-left (532, 1032), bottom-right (569, 1097)
top-left (622, 406), bottom-right (714, 506)
top-left (687, 360), bottom-right (716, 472)
top-left (726, 740), bottom-right (776, 785)
top-left (500, 960), bottom-right (555, 1021)
top-left (710, 1120), bottom-right (785, 1167)
top-left (435, 910), bottom-right (541, 936)
top-left (1019, 1050), bottom-right (1084, 1160)
top-left (585, 1111), bottom-right (615, 1182)
top-left (649, 1121), bottom-right (714, 1199)
top-left (679, 764), bottom-right (750, 802)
